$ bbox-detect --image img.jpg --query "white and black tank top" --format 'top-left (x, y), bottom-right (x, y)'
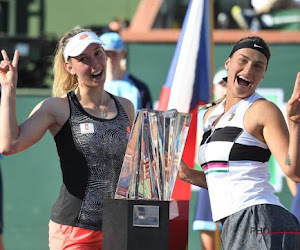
top-left (51, 91), bottom-right (130, 231)
top-left (199, 93), bottom-right (283, 222)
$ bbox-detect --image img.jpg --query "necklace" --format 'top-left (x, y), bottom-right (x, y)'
top-left (98, 92), bottom-right (109, 118)
top-left (99, 105), bottom-right (108, 118)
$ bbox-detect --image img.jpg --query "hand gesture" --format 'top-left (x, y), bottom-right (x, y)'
top-left (0, 50), bottom-right (19, 88)
top-left (287, 72), bottom-right (300, 123)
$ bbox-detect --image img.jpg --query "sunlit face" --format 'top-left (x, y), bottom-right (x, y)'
top-left (213, 81), bottom-right (227, 100)
top-left (64, 43), bottom-right (107, 87)
top-left (225, 48), bottom-right (268, 98)
top-left (105, 50), bottom-right (125, 74)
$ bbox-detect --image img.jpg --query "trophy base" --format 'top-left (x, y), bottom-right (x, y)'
top-left (102, 199), bottom-right (188, 250)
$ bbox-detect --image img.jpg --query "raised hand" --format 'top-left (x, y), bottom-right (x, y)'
top-left (287, 72), bottom-right (300, 123)
top-left (0, 50), bottom-right (19, 88)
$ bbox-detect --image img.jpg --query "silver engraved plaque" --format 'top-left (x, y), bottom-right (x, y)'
top-left (133, 205), bottom-right (159, 227)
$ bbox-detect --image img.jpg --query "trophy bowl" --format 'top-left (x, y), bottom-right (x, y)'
top-left (115, 109), bottom-right (192, 201)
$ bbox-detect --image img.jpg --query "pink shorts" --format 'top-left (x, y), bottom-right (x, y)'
top-left (48, 220), bottom-right (102, 250)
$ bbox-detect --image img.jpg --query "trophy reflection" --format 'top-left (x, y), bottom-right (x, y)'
top-left (115, 109), bottom-right (192, 201)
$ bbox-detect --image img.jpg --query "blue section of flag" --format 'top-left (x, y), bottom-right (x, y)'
top-left (160, 0), bottom-right (212, 112)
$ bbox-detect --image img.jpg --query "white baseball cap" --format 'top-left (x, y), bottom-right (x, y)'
top-left (213, 69), bottom-right (228, 85)
top-left (63, 31), bottom-right (105, 61)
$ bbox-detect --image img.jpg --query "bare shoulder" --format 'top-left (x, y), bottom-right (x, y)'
top-left (30, 96), bottom-right (70, 131)
top-left (115, 96), bottom-right (135, 126)
top-left (249, 99), bottom-right (284, 124)
top-left (244, 98), bottom-right (286, 143)
top-left (252, 98), bottom-right (277, 109)
top-left (31, 96), bottom-right (69, 116)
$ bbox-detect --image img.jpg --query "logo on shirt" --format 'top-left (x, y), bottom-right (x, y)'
top-left (80, 123), bottom-right (95, 134)
top-left (228, 112), bottom-right (236, 121)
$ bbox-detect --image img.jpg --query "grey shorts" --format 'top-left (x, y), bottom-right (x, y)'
top-left (221, 204), bottom-right (300, 250)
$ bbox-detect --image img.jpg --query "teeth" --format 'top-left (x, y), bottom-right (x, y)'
top-left (238, 75), bottom-right (250, 83)
top-left (91, 70), bottom-right (102, 76)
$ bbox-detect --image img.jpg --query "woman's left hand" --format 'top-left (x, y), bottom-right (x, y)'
top-left (287, 72), bottom-right (300, 123)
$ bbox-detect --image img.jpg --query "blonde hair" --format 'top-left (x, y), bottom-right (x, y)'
top-left (199, 96), bottom-right (226, 111)
top-left (52, 28), bottom-right (92, 97)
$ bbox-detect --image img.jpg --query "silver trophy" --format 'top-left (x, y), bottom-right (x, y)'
top-left (115, 109), bottom-right (192, 201)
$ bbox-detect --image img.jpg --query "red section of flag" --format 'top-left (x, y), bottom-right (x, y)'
top-left (157, 86), bottom-right (171, 111)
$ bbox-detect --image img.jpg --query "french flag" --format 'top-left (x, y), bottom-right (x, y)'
top-left (157, 0), bottom-right (213, 200)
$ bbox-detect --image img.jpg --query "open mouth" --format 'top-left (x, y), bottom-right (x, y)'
top-left (237, 76), bottom-right (251, 88)
top-left (91, 70), bottom-right (103, 79)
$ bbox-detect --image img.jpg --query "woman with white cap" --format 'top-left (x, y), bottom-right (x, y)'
top-left (0, 28), bottom-right (135, 249)
top-left (212, 68), bottom-right (228, 101)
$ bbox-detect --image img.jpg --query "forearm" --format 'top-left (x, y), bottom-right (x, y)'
top-left (0, 86), bottom-right (19, 154)
top-left (286, 176), bottom-right (297, 196)
top-left (178, 161), bottom-right (207, 188)
top-left (283, 72), bottom-right (300, 181)
top-left (184, 168), bottom-right (207, 188)
top-left (286, 120), bottom-right (300, 181)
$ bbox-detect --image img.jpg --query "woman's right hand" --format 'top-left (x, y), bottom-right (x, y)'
top-left (177, 159), bottom-right (192, 183)
top-left (177, 159), bottom-right (207, 189)
top-left (287, 72), bottom-right (300, 124)
top-left (0, 50), bottom-right (19, 89)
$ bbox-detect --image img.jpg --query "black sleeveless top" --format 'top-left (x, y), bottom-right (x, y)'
top-left (51, 91), bottom-right (130, 230)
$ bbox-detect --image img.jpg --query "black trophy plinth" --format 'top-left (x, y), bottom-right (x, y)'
top-left (102, 199), bottom-right (188, 250)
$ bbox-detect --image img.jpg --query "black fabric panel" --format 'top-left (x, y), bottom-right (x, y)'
top-left (200, 127), bottom-right (243, 145)
top-left (200, 130), bottom-right (212, 145)
top-left (229, 143), bottom-right (271, 162)
top-left (54, 120), bottom-right (88, 199)
top-left (210, 127), bottom-right (243, 142)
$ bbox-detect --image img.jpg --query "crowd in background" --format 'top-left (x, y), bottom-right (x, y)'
top-left (215, 0), bottom-right (300, 31)
top-left (139, 0), bottom-right (300, 31)
top-left (89, 0), bottom-right (300, 35)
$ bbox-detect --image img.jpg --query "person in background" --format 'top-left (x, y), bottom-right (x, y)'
top-left (231, 0), bottom-right (300, 31)
top-left (108, 17), bottom-right (130, 34)
top-left (0, 28), bottom-right (135, 249)
top-left (178, 36), bottom-right (300, 249)
top-left (212, 69), bottom-right (228, 101)
top-left (193, 68), bottom-right (227, 250)
top-left (99, 32), bottom-right (153, 113)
